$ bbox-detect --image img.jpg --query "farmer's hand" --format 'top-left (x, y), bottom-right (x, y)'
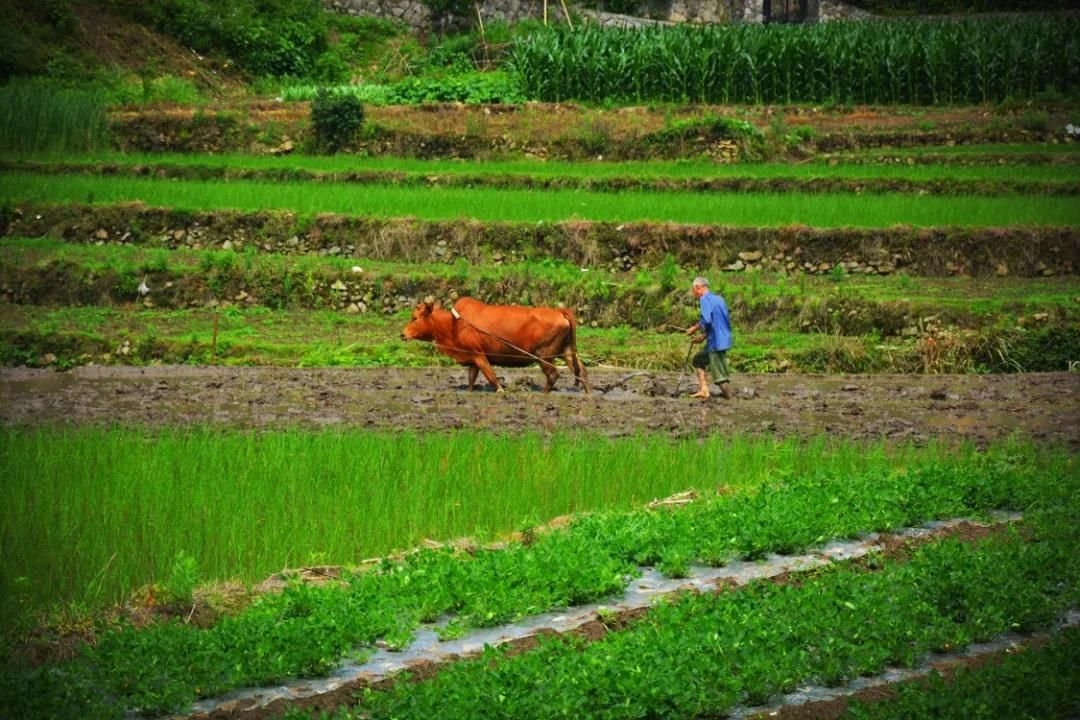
top-left (690, 334), bottom-right (705, 345)
top-left (685, 325), bottom-right (698, 336)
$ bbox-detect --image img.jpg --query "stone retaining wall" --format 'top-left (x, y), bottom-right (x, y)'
top-left (5, 205), bottom-right (1076, 279)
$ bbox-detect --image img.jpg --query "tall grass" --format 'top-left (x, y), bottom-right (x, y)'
top-left (0, 81), bottom-right (111, 155)
top-left (0, 428), bottom-right (1045, 621)
top-left (510, 16), bottom-right (1080, 104)
top-left (4, 173), bottom-right (1080, 226)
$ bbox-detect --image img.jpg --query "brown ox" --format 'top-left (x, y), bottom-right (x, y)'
top-left (402, 297), bottom-right (588, 393)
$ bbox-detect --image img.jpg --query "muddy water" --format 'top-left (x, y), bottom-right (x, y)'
top-left (2, 366), bottom-right (1077, 445)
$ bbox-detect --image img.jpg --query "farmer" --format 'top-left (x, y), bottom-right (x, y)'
top-left (685, 276), bottom-right (733, 400)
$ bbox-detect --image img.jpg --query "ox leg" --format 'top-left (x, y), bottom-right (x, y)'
top-left (576, 354), bottom-right (589, 394)
top-left (467, 365), bottom-right (479, 391)
top-left (473, 356), bottom-right (503, 392)
top-left (539, 358), bottom-right (559, 393)
top-left (563, 351), bottom-right (589, 393)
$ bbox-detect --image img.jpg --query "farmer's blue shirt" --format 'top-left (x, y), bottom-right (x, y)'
top-left (699, 291), bottom-right (732, 352)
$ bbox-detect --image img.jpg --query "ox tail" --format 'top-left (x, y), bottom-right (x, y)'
top-left (562, 310), bottom-right (589, 394)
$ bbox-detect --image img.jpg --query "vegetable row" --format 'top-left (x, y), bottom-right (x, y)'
top-left (2, 455), bottom-right (1073, 718)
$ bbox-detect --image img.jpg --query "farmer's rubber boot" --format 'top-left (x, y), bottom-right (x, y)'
top-left (691, 369), bottom-right (710, 399)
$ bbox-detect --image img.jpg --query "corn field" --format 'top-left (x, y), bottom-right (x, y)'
top-left (509, 16), bottom-right (1080, 105)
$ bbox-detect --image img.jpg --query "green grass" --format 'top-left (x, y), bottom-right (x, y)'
top-left (0, 429), bottom-right (1047, 622)
top-left (6, 151), bottom-right (1080, 182)
top-left (846, 142), bottom-right (1080, 157)
top-left (3, 173), bottom-right (1080, 226)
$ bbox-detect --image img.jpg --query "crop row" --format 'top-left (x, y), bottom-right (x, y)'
top-left (2, 453), bottom-right (1074, 718)
top-left (5, 173), bottom-right (1080, 228)
top-left (839, 627), bottom-right (1080, 720)
top-left (305, 519), bottom-right (1080, 720)
top-left (4, 161), bottom-right (1078, 197)
top-left (510, 17), bottom-right (1080, 105)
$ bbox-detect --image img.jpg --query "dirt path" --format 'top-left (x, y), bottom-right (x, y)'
top-left (2, 367), bottom-right (1076, 445)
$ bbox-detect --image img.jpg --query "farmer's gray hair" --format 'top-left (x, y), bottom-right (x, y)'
top-left (692, 276), bottom-right (709, 288)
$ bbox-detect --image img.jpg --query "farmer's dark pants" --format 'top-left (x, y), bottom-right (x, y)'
top-left (692, 349), bottom-right (730, 384)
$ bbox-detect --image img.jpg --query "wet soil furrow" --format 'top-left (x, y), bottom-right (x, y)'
top-left (3, 367), bottom-right (1077, 446)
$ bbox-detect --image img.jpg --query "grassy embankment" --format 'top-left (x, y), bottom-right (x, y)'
top-left (2, 237), bottom-right (1076, 372)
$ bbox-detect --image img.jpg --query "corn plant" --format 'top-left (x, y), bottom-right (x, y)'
top-left (509, 16), bottom-right (1080, 105)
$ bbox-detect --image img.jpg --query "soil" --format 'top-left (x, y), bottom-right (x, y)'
top-left (2, 366), bottom-right (1076, 446)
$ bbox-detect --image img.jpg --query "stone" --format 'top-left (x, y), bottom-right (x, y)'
top-left (94, 229), bottom-right (109, 240)
top-left (42, 353), bottom-right (57, 365)
top-left (331, 280), bottom-right (347, 291)
top-left (329, 246), bottom-right (341, 256)
top-left (995, 262), bottom-right (1008, 277)
top-left (173, 229), bottom-right (186, 240)
top-left (345, 303), bottom-right (361, 314)
top-left (287, 236), bottom-right (300, 247)
top-left (737, 250), bottom-right (763, 263)
top-left (351, 266), bottom-right (363, 273)
top-left (222, 240), bottom-right (234, 251)
top-left (725, 260), bottom-right (745, 271)
top-left (235, 291), bottom-right (248, 301)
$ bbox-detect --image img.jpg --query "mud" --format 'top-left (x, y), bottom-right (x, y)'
top-left (2, 366), bottom-right (1076, 446)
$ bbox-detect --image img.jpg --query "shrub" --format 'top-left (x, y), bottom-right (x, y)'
top-left (310, 88), bottom-right (365, 153)
top-left (134, 0), bottom-right (329, 77)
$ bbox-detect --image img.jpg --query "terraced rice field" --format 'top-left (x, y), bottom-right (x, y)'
top-left (2, 78), bottom-right (1079, 718)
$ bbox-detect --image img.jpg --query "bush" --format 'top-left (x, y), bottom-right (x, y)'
top-left (310, 88), bottom-right (364, 153)
top-left (134, 0), bottom-right (329, 77)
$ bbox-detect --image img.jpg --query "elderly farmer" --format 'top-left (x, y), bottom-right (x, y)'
top-left (685, 276), bottom-right (733, 400)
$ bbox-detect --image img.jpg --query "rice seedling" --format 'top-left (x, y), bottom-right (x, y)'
top-left (4, 173), bottom-right (1079, 226)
